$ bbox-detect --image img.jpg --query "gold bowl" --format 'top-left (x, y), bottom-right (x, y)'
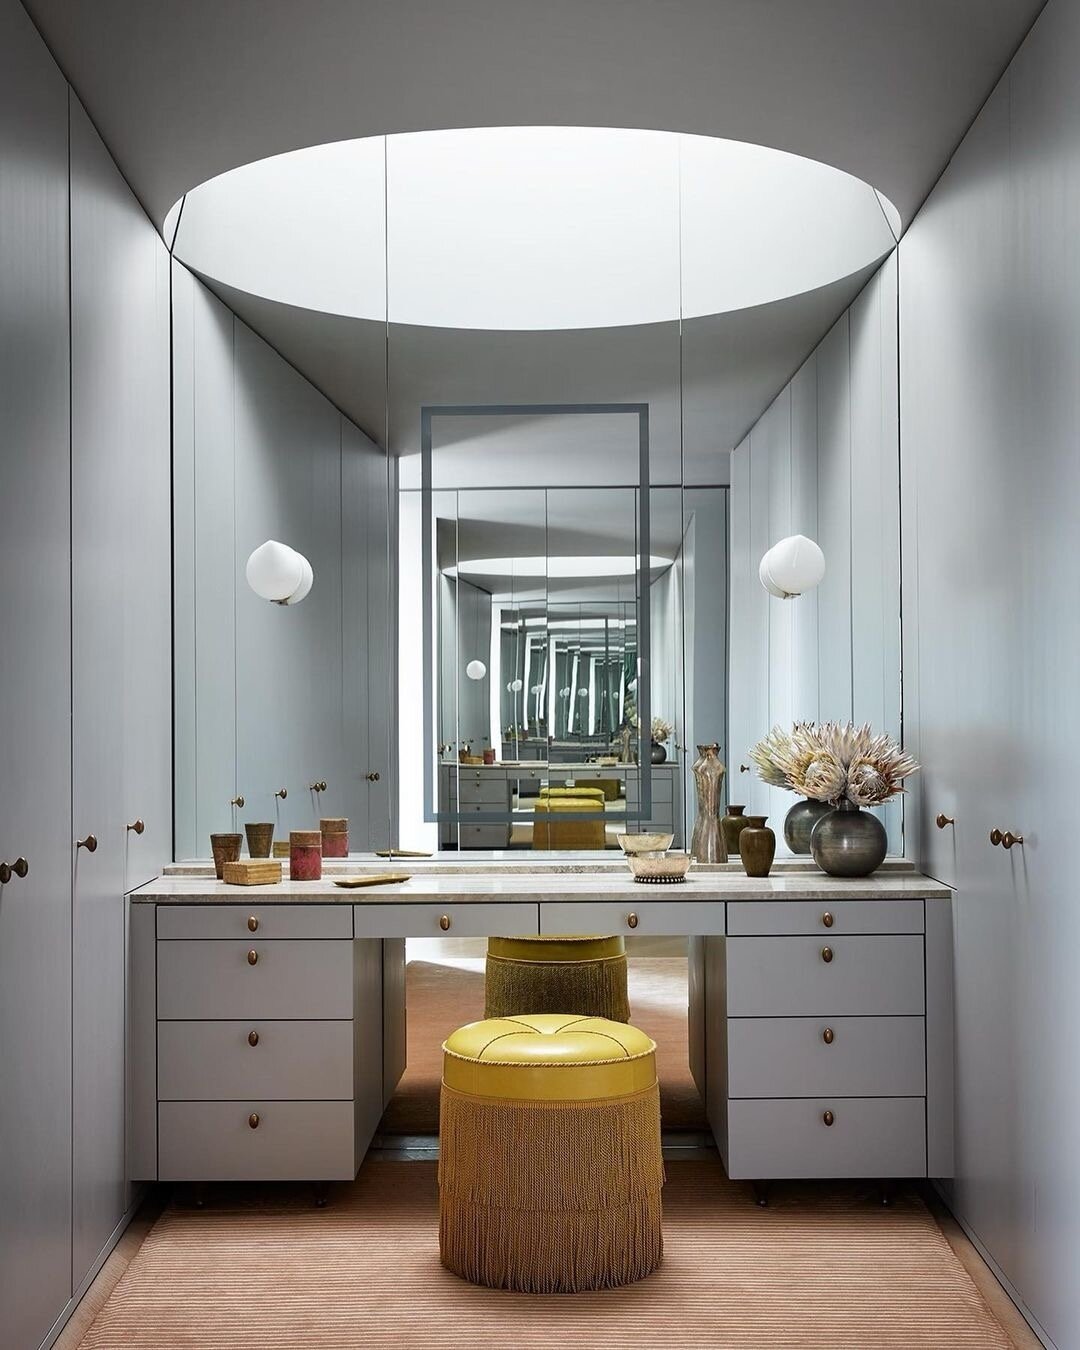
top-left (617, 832), bottom-right (675, 856)
top-left (626, 852), bottom-right (693, 884)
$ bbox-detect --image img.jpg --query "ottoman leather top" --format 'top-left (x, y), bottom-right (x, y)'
top-left (488, 934), bottom-right (625, 963)
top-left (443, 1014), bottom-right (656, 1101)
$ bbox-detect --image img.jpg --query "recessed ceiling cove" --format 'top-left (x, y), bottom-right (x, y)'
top-left (169, 126), bottom-right (897, 332)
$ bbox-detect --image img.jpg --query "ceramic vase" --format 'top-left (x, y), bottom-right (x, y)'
top-left (690, 743), bottom-right (726, 863)
top-left (783, 797), bottom-right (832, 855)
top-left (739, 815), bottom-right (775, 877)
top-left (721, 804), bottom-right (750, 858)
top-left (244, 822), bottom-right (274, 858)
top-left (810, 800), bottom-right (887, 877)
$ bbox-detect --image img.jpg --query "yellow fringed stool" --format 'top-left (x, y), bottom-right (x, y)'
top-left (485, 934), bottom-right (630, 1022)
top-left (438, 1014), bottom-right (664, 1293)
top-left (532, 796), bottom-right (607, 850)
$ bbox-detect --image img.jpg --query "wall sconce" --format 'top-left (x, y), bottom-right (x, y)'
top-left (509, 678), bottom-right (523, 692)
top-left (245, 540), bottom-right (314, 605)
top-left (759, 534), bottom-right (825, 598)
top-left (465, 660), bottom-right (487, 681)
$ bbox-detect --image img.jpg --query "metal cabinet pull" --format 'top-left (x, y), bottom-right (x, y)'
top-left (248, 915), bottom-right (259, 932)
top-left (275, 788), bottom-right (288, 800)
top-left (1002, 831), bottom-right (1024, 850)
top-left (821, 946), bottom-right (833, 964)
top-left (627, 912), bottom-right (639, 929)
top-left (822, 1110), bottom-right (835, 1127)
top-left (439, 915), bottom-right (451, 931)
top-left (248, 1030), bottom-right (259, 1047)
top-left (310, 780), bottom-right (327, 792)
top-left (366, 772), bottom-right (380, 782)
top-left (822, 1027), bottom-right (835, 1045)
top-left (231, 795), bottom-right (245, 809)
top-left (821, 911), bottom-right (834, 929)
top-left (77, 834), bottom-right (98, 853)
top-left (0, 863), bottom-right (10, 885)
top-left (989, 828), bottom-right (1003, 847)
top-left (739, 764), bottom-right (749, 773)
top-left (935, 813), bottom-right (954, 829)
top-left (248, 1113), bottom-right (260, 1129)
top-left (126, 819), bottom-right (145, 835)
top-left (247, 949), bottom-right (259, 965)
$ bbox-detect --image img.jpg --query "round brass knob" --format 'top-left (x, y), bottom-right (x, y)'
top-left (439, 915), bottom-right (451, 931)
top-left (248, 1113), bottom-right (260, 1129)
top-left (989, 828), bottom-right (1003, 847)
top-left (822, 1027), bottom-right (835, 1045)
top-left (247, 949), bottom-right (259, 965)
top-left (821, 911), bottom-right (834, 929)
top-left (1002, 831), bottom-right (1024, 850)
top-left (0, 863), bottom-right (10, 885)
top-left (12, 857), bottom-right (28, 878)
top-left (739, 764), bottom-right (750, 773)
top-left (822, 1110), bottom-right (835, 1127)
top-left (76, 834), bottom-right (98, 853)
top-left (310, 780), bottom-right (327, 792)
top-left (248, 1030), bottom-right (259, 1047)
top-left (247, 915), bottom-right (259, 932)
top-left (627, 912), bottom-right (639, 929)
top-left (935, 813), bottom-right (954, 829)
top-left (821, 946), bottom-right (833, 964)
top-left (275, 787), bottom-right (288, 800)
top-left (126, 819), bottom-right (145, 835)
top-left (231, 795), bottom-right (245, 809)
top-left (366, 772), bottom-right (380, 782)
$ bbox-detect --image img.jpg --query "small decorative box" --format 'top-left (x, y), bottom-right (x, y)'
top-left (221, 860), bottom-right (283, 886)
top-left (320, 817), bottom-right (349, 858)
top-left (290, 829), bottom-right (323, 881)
top-left (272, 841), bottom-right (291, 859)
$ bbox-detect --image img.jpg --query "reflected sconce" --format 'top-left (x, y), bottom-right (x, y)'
top-left (465, 660), bottom-right (487, 681)
top-left (245, 540), bottom-right (314, 605)
top-left (509, 678), bottom-right (523, 692)
top-left (759, 534), bottom-right (825, 599)
top-left (559, 686), bottom-right (571, 698)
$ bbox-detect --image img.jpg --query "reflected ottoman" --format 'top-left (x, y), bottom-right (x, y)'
top-left (438, 1014), bottom-right (664, 1293)
top-left (485, 934), bottom-right (630, 1022)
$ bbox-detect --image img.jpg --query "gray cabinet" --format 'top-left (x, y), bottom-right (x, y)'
top-left (0, 7), bottom-right (73, 1347)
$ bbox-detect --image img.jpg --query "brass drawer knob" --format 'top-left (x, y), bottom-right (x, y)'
top-left (310, 780), bottom-right (327, 792)
top-left (366, 772), bottom-right (380, 782)
top-left (247, 915), bottom-right (259, 932)
top-left (248, 1030), bottom-right (259, 1047)
top-left (822, 1027), bottom-right (835, 1045)
top-left (935, 813), bottom-right (954, 829)
top-left (821, 911), bottom-right (834, 929)
top-left (275, 787), bottom-right (288, 800)
top-left (627, 912), bottom-right (639, 929)
top-left (13, 857), bottom-right (27, 878)
top-left (989, 828), bottom-right (1003, 847)
top-left (821, 945), bottom-right (833, 963)
top-left (247, 949), bottom-right (259, 965)
top-left (77, 833), bottom-right (98, 853)
top-left (248, 1113), bottom-right (260, 1129)
top-left (822, 1109), bottom-right (835, 1127)
top-left (0, 863), bottom-right (9, 885)
top-left (127, 819), bottom-right (145, 835)
top-left (231, 795), bottom-right (245, 809)
top-left (1002, 831), bottom-right (1024, 850)
top-left (439, 914), bottom-right (451, 931)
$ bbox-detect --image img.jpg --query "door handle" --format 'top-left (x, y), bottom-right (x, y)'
top-left (367, 772), bottom-right (381, 782)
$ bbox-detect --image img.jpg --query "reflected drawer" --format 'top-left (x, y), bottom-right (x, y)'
top-left (726, 899), bottom-right (923, 937)
top-left (157, 940), bottom-right (354, 1020)
top-left (352, 901), bottom-right (538, 938)
top-left (725, 1097), bottom-right (926, 1179)
top-left (157, 905), bottom-right (353, 940)
top-left (727, 1016), bottom-right (925, 1098)
top-left (459, 824), bottom-right (511, 847)
top-left (541, 899), bottom-right (723, 937)
top-left (158, 1020), bottom-right (354, 1101)
top-left (725, 935), bottom-right (924, 1017)
top-left (626, 778), bottom-right (674, 804)
top-left (158, 1100), bottom-right (357, 1181)
top-left (457, 781), bottom-right (512, 805)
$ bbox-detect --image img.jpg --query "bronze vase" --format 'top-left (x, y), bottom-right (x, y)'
top-left (783, 797), bottom-right (832, 854)
top-left (245, 822), bottom-right (274, 858)
top-left (810, 800), bottom-right (887, 877)
top-left (690, 743), bottom-right (726, 862)
top-left (210, 832), bottom-right (242, 879)
top-left (721, 804), bottom-right (750, 858)
top-left (739, 816), bottom-right (776, 877)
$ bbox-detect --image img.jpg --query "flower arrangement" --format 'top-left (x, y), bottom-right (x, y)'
top-left (649, 716), bottom-right (674, 745)
top-left (749, 722), bottom-right (919, 807)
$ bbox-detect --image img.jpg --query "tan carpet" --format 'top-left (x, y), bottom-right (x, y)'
top-left (379, 955), bottom-right (707, 1136)
top-left (77, 1161), bottom-right (1014, 1348)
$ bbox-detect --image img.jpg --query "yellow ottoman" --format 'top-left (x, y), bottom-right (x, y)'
top-left (485, 934), bottom-right (630, 1022)
top-left (532, 796), bottom-right (607, 850)
top-left (439, 1014), bottom-right (664, 1292)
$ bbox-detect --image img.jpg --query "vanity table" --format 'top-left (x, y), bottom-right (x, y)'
top-left (128, 865), bottom-right (952, 1188)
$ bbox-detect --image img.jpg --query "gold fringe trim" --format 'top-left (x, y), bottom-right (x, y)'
top-left (438, 1083), bottom-right (664, 1292)
top-left (485, 952), bottom-right (630, 1022)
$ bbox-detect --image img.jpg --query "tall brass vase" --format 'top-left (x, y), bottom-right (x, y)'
top-left (690, 743), bottom-right (726, 863)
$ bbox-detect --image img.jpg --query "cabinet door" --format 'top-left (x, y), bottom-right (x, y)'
top-left (0, 9), bottom-right (73, 1346)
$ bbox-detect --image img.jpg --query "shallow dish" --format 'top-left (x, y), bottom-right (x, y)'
top-left (627, 852), bottom-right (693, 883)
top-left (617, 832), bottom-right (675, 856)
top-left (332, 873), bottom-right (411, 888)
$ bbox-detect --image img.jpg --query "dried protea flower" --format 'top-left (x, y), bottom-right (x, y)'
top-left (800, 752), bottom-right (848, 803)
top-left (749, 725), bottom-right (797, 789)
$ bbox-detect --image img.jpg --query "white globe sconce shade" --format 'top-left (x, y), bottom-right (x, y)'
top-left (759, 534), bottom-right (825, 599)
top-left (245, 539), bottom-right (315, 605)
top-left (510, 678), bottom-right (523, 692)
top-left (465, 660), bottom-right (487, 681)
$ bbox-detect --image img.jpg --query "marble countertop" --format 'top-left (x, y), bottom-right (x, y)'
top-left (132, 869), bottom-right (950, 904)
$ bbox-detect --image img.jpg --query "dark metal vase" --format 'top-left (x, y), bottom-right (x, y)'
top-left (783, 797), bottom-right (833, 855)
top-left (739, 816), bottom-right (775, 877)
top-left (650, 741), bottom-right (668, 764)
top-left (810, 801), bottom-right (887, 877)
top-left (721, 804), bottom-right (749, 859)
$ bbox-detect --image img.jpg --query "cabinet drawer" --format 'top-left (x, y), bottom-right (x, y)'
top-left (541, 900), bottom-right (723, 937)
top-left (459, 824), bottom-right (511, 847)
top-left (157, 905), bottom-right (353, 940)
top-left (626, 777), bottom-right (674, 803)
top-left (726, 899), bottom-right (923, 936)
top-left (725, 935), bottom-right (924, 1016)
top-left (725, 1097), bottom-right (926, 1179)
top-left (157, 940), bottom-right (354, 1019)
top-left (158, 1020), bottom-right (354, 1100)
top-left (158, 1101), bottom-right (357, 1180)
top-left (352, 902), bottom-right (538, 938)
top-left (727, 1016), bottom-right (925, 1098)
top-left (457, 781), bottom-right (511, 805)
